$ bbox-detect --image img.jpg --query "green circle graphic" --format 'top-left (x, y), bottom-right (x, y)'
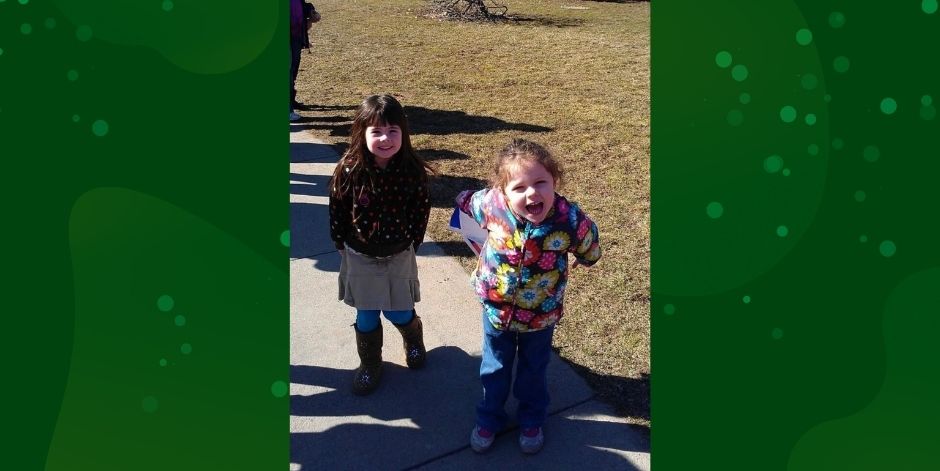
top-left (271, 380), bottom-right (288, 398)
top-left (706, 202), bottom-right (724, 219)
top-left (880, 97), bottom-right (897, 114)
top-left (727, 109), bottom-right (743, 126)
top-left (142, 396), bottom-right (159, 413)
top-left (715, 51), bottom-right (733, 68)
top-left (833, 56), bottom-right (850, 73)
top-left (776, 225), bottom-right (789, 237)
top-left (664, 304), bottom-right (676, 315)
top-left (157, 295), bottom-right (174, 312)
top-left (174, 315), bottom-right (186, 327)
top-left (739, 92), bottom-right (751, 104)
top-left (924, 0), bottom-right (938, 14)
top-left (921, 106), bottom-right (936, 120)
top-left (829, 11), bottom-right (846, 28)
top-left (804, 113), bottom-right (817, 125)
top-left (854, 190), bottom-right (866, 202)
top-left (743, 295), bottom-right (751, 304)
top-left (181, 343), bottom-right (193, 355)
top-left (731, 64), bottom-right (749, 82)
top-left (779, 106), bottom-right (797, 123)
top-left (772, 328), bottom-right (784, 340)
top-left (863, 145), bottom-right (880, 162)
top-left (800, 74), bottom-right (818, 90)
top-left (76, 25), bottom-right (93, 42)
top-left (832, 138), bottom-right (844, 150)
top-left (92, 120), bottom-right (109, 137)
top-left (879, 240), bottom-right (897, 257)
top-left (795, 29), bottom-right (813, 46)
top-left (763, 154), bottom-right (784, 173)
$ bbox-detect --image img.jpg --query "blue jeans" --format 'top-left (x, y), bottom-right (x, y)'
top-left (476, 312), bottom-right (555, 432)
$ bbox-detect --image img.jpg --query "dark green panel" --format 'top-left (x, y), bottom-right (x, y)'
top-left (653, 1), bottom-right (940, 469)
top-left (1, 1), bottom-right (286, 469)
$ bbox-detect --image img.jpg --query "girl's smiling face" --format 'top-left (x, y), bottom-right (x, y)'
top-left (502, 160), bottom-right (556, 224)
top-left (365, 122), bottom-right (402, 167)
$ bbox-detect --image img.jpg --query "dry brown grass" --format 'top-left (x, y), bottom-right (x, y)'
top-left (295, 0), bottom-right (649, 427)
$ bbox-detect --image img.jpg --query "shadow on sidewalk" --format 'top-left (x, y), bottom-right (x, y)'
top-left (290, 346), bottom-right (481, 470)
top-left (290, 202), bottom-right (335, 262)
top-left (290, 346), bottom-right (648, 470)
top-left (291, 142), bottom-right (341, 164)
top-left (290, 173), bottom-right (331, 197)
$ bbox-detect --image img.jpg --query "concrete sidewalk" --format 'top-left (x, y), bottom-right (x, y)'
top-left (289, 125), bottom-right (650, 470)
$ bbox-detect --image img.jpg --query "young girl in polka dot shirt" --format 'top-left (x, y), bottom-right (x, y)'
top-left (328, 94), bottom-right (433, 395)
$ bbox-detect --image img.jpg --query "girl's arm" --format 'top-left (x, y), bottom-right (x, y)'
top-left (455, 189), bottom-right (487, 227)
top-left (411, 178), bottom-right (431, 250)
top-left (328, 174), bottom-right (350, 251)
top-left (568, 203), bottom-right (602, 267)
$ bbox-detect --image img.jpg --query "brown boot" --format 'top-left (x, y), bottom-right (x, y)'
top-left (394, 312), bottom-right (426, 369)
top-left (352, 324), bottom-right (383, 395)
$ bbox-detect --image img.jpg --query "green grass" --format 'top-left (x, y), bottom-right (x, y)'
top-left (296, 0), bottom-right (649, 427)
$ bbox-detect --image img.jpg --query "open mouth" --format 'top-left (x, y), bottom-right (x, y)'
top-left (525, 202), bottom-right (544, 215)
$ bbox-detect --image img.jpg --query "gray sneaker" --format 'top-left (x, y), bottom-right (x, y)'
top-left (519, 427), bottom-right (544, 454)
top-left (470, 425), bottom-right (495, 453)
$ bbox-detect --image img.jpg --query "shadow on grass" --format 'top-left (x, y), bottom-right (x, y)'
top-left (293, 103), bottom-right (357, 111)
top-left (408, 106), bottom-right (552, 135)
top-left (429, 174), bottom-right (488, 209)
top-left (560, 358), bottom-right (650, 431)
top-left (291, 105), bottom-right (550, 138)
top-left (418, 148), bottom-right (471, 161)
top-left (508, 15), bottom-right (585, 28)
top-left (294, 115), bottom-right (349, 123)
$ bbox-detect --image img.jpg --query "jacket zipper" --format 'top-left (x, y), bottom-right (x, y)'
top-left (510, 221), bottom-right (530, 322)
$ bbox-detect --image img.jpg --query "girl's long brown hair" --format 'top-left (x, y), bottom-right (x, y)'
top-left (330, 94), bottom-right (433, 199)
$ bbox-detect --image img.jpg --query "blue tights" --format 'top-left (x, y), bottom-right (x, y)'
top-left (356, 309), bottom-right (414, 332)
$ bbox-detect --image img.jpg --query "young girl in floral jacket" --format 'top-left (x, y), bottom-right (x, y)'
top-left (456, 138), bottom-right (601, 454)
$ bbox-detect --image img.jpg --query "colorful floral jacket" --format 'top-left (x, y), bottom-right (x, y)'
top-left (456, 188), bottom-right (601, 332)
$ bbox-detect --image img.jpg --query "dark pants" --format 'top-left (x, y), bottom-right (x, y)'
top-left (476, 312), bottom-right (555, 432)
top-left (290, 39), bottom-right (303, 110)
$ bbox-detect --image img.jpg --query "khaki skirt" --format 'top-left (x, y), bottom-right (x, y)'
top-left (338, 246), bottom-right (421, 311)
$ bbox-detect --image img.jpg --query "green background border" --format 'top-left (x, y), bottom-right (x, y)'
top-left (652, 1), bottom-right (939, 469)
top-left (2, 0), bottom-right (286, 469)
top-left (3, 0), bottom-right (938, 469)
